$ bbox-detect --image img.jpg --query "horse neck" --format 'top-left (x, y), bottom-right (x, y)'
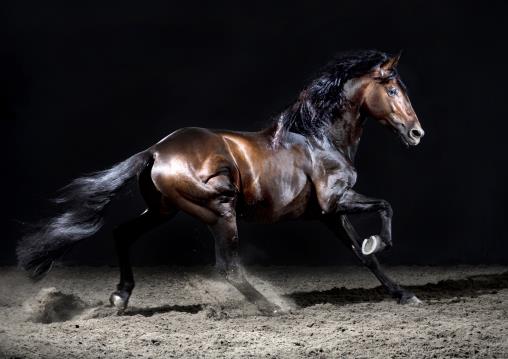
top-left (264, 92), bottom-right (365, 161)
top-left (326, 107), bottom-right (364, 163)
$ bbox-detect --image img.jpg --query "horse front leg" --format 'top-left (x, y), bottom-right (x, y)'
top-left (336, 189), bottom-right (393, 249)
top-left (324, 189), bottom-right (422, 304)
top-left (329, 215), bottom-right (421, 304)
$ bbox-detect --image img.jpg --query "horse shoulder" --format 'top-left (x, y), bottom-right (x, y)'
top-left (309, 150), bottom-right (357, 214)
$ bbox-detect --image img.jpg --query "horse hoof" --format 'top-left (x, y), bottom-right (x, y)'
top-left (109, 292), bottom-right (128, 313)
top-left (361, 235), bottom-right (386, 255)
top-left (257, 303), bottom-right (282, 316)
top-left (400, 295), bottom-right (424, 305)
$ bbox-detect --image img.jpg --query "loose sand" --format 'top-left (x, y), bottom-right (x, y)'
top-left (1, 265), bottom-right (507, 358)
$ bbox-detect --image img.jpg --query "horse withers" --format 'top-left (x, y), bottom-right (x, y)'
top-left (17, 50), bottom-right (424, 314)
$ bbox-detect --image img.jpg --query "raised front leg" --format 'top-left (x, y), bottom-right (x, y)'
top-left (324, 214), bottom-right (422, 304)
top-left (336, 189), bottom-right (393, 248)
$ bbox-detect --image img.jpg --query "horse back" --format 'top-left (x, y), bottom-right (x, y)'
top-left (148, 127), bottom-right (315, 223)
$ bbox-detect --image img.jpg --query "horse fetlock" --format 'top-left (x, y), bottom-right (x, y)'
top-left (116, 281), bottom-right (135, 292)
top-left (383, 237), bottom-right (393, 249)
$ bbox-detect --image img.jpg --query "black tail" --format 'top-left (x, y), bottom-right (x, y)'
top-left (16, 150), bottom-right (153, 279)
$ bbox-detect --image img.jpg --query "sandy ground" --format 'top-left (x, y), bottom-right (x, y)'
top-left (0, 265), bottom-right (507, 359)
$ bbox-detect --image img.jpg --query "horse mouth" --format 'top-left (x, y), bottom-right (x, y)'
top-left (391, 127), bottom-right (420, 147)
top-left (400, 134), bottom-right (421, 147)
top-left (387, 116), bottom-right (422, 147)
top-left (394, 125), bottom-right (423, 147)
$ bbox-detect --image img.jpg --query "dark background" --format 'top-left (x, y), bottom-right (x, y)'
top-left (2, 1), bottom-right (507, 266)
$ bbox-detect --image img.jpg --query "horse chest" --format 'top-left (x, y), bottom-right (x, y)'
top-left (332, 165), bottom-right (357, 188)
top-left (311, 155), bottom-right (358, 213)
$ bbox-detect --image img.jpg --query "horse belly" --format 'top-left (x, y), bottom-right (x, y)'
top-left (238, 170), bottom-right (312, 223)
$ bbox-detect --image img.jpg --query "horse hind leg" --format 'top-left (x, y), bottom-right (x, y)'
top-left (110, 209), bottom-right (174, 313)
top-left (155, 166), bottom-right (280, 314)
top-left (207, 194), bottom-right (280, 315)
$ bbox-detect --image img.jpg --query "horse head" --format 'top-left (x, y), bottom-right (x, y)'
top-left (361, 53), bottom-right (424, 146)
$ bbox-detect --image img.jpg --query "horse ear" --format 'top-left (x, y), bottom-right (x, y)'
top-left (382, 51), bottom-right (402, 70)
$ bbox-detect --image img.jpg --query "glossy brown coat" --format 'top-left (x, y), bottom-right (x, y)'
top-left (118, 55), bottom-right (424, 312)
top-left (18, 51), bottom-right (426, 314)
top-left (146, 59), bottom-right (423, 227)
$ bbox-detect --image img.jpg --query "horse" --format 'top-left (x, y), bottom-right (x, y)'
top-left (17, 49), bottom-right (425, 314)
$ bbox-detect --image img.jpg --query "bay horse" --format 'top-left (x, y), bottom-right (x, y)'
top-left (17, 50), bottom-right (425, 314)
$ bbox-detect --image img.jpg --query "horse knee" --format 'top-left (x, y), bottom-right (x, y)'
top-left (379, 200), bottom-right (393, 216)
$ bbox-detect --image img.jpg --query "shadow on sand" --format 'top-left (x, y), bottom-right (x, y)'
top-left (288, 271), bottom-right (508, 308)
top-left (110, 271), bottom-right (508, 317)
top-left (123, 304), bottom-right (203, 317)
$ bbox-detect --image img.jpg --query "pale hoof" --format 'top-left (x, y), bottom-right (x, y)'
top-left (256, 301), bottom-right (282, 316)
top-left (109, 292), bottom-right (128, 313)
top-left (401, 295), bottom-right (424, 305)
top-left (361, 235), bottom-right (386, 255)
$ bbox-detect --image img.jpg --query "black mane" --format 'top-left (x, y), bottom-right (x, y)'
top-left (272, 49), bottom-right (398, 145)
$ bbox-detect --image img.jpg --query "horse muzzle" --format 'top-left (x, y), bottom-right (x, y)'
top-left (398, 124), bottom-right (424, 146)
top-left (407, 126), bottom-right (424, 145)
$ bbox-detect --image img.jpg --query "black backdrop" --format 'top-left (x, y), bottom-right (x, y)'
top-left (2, 1), bottom-right (507, 266)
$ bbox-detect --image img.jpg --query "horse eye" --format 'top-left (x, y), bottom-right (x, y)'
top-left (387, 87), bottom-right (398, 97)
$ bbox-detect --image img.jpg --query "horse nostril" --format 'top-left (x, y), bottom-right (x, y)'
top-left (410, 129), bottom-right (423, 139)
